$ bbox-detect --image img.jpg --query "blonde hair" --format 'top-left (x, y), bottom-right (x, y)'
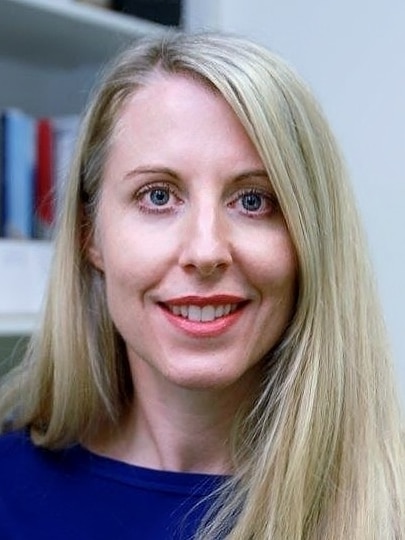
top-left (1, 31), bottom-right (404, 539)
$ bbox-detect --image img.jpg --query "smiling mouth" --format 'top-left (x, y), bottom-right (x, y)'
top-left (170, 303), bottom-right (237, 322)
top-left (160, 302), bottom-right (247, 323)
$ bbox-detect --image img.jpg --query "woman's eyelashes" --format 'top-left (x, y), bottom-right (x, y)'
top-left (133, 182), bottom-right (278, 218)
top-left (228, 189), bottom-right (278, 218)
top-left (134, 182), bottom-right (183, 214)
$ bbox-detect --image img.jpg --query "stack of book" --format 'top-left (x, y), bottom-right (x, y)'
top-left (0, 109), bottom-right (80, 240)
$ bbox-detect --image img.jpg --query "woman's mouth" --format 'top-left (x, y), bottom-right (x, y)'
top-left (166, 303), bottom-right (239, 322)
top-left (158, 296), bottom-right (248, 337)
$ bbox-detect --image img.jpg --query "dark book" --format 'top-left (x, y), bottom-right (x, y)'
top-left (3, 108), bottom-right (36, 239)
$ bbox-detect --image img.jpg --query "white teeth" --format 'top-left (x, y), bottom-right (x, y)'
top-left (201, 305), bottom-right (215, 322)
top-left (171, 305), bottom-right (181, 316)
top-left (188, 305), bottom-right (201, 321)
top-left (168, 303), bottom-right (238, 322)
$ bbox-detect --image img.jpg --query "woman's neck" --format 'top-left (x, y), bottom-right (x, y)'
top-left (87, 365), bottom-right (257, 474)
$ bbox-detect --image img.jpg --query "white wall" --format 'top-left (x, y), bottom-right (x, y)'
top-left (184, 0), bottom-right (405, 395)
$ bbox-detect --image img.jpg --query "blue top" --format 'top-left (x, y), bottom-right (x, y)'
top-left (0, 430), bottom-right (226, 540)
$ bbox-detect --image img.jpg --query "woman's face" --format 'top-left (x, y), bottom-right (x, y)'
top-left (89, 73), bottom-right (297, 393)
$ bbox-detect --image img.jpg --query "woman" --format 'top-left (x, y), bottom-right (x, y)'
top-left (0, 31), bottom-right (404, 539)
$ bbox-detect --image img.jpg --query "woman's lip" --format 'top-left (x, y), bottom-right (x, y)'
top-left (161, 294), bottom-right (246, 307)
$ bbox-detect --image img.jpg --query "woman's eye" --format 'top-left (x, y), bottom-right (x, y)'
top-left (149, 188), bottom-right (170, 206)
top-left (241, 192), bottom-right (264, 212)
top-left (231, 189), bottom-right (277, 217)
top-left (135, 183), bottom-right (181, 214)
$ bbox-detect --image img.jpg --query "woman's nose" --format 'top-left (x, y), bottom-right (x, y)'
top-left (178, 205), bottom-right (233, 277)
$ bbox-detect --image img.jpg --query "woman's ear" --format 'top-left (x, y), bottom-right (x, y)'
top-left (80, 204), bottom-right (104, 271)
top-left (87, 239), bottom-right (104, 272)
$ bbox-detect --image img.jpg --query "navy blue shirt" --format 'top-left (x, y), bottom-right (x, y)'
top-left (0, 430), bottom-right (225, 540)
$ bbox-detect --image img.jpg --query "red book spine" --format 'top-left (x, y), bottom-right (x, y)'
top-left (35, 118), bottom-right (54, 238)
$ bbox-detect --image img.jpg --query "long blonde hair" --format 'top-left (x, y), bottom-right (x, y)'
top-left (1, 31), bottom-right (404, 539)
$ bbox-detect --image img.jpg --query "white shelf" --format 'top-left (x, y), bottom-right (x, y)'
top-left (0, 240), bottom-right (53, 336)
top-left (0, 314), bottom-right (41, 337)
top-left (0, 0), bottom-right (164, 68)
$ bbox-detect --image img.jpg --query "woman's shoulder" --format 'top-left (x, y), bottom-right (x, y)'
top-left (0, 430), bottom-right (226, 539)
top-left (0, 429), bottom-right (82, 487)
top-left (0, 430), bottom-right (40, 505)
top-left (0, 429), bottom-right (31, 457)
top-left (0, 429), bottom-right (43, 481)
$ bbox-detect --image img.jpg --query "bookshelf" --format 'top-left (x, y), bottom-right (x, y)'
top-left (0, 0), bottom-right (164, 341)
top-left (0, 239), bottom-right (52, 336)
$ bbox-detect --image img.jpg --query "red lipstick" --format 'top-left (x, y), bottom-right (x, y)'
top-left (163, 294), bottom-right (245, 306)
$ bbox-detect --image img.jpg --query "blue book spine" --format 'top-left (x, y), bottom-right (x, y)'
top-left (3, 109), bottom-right (36, 239)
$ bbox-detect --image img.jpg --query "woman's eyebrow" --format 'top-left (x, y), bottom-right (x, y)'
top-left (123, 165), bottom-right (178, 181)
top-left (232, 169), bottom-right (270, 182)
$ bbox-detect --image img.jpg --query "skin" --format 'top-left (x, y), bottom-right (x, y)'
top-left (88, 73), bottom-right (297, 473)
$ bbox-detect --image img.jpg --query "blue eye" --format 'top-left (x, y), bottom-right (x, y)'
top-left (135, 182), bottom-right (182, 215)
top-left (149, 188), bottom-right (170, 206)
top-left (241, 192), bottom-right (264, 212)
top-left (227, 188), bottom-right (277, 218)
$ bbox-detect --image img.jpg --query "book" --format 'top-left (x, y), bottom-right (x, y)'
top-left (2, 109), bottom-right (36, 239)
top-left (34, 118), bottom-right (54, 239)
